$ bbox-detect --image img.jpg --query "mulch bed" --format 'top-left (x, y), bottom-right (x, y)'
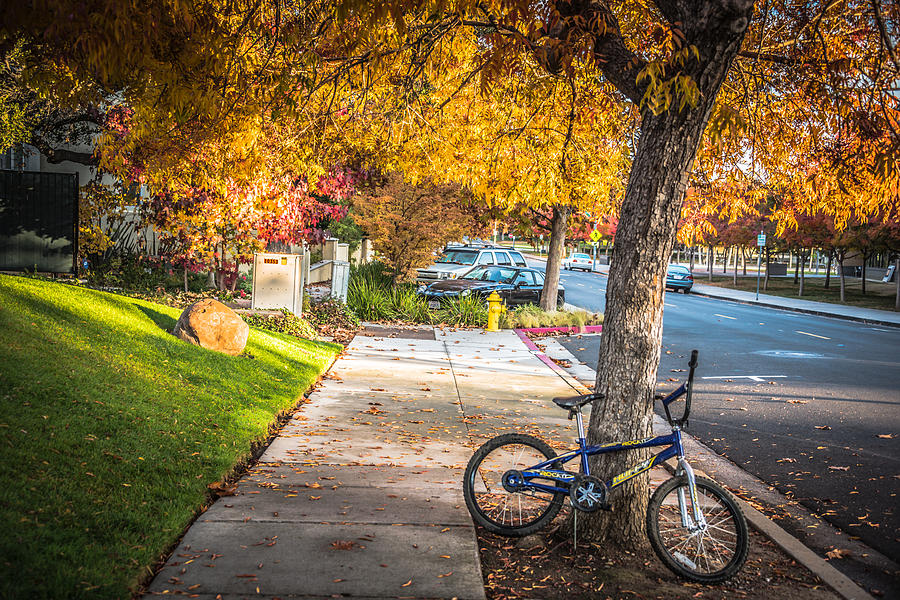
top-left (478, 512), bottom-right (838, 600)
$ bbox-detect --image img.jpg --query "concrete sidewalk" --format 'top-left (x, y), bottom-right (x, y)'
top-left (145, 326), bottom-right (587, 599)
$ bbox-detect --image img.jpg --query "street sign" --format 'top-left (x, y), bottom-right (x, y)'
top-left (757, 234), bottom-right (766, 247)
top-left (589, 229), bottom-right (602, 242)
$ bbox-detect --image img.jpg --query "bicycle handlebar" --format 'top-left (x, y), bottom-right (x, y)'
top-left (684, 349), bottom-right (698, 425)
top-left (660, 349), bottom-right (699, 427)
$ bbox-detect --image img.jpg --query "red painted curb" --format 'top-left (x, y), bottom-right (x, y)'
top-left (515, 325), bottom-right (603, 335)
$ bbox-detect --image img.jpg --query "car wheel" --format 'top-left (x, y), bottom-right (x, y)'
top-left (683, 287), bottom-right (691, 294)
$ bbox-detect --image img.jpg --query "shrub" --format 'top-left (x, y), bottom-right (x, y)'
top-left (437, 295), bottom-right (488, 327)
top-left (501, 304), bottom-right (602, 329)
top-left (350, 260), bottom-right (393, 289)
top-left (242, 308), bottom-right (318, 339)
top-left (390, 284), bottom-right (432, 322)
top-left (347, 277), bottom-right (396, 321)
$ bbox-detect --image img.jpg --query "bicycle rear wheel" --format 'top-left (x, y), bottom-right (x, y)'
top-left (463, 433), bottom-right (565, 536)
top-left (647, 475), bottom-right (749, 583)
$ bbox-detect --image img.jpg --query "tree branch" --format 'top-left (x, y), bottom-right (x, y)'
top-left (872, 0), bottom-right (900, 73)
top-left (551, 1), bottom-right (647, 105)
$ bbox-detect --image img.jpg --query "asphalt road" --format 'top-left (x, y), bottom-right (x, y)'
top-left (541, 263), bottom-right (900, 564)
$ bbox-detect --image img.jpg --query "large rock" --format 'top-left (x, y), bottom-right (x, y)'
top-left (173, 299), bottom-right (249, 356)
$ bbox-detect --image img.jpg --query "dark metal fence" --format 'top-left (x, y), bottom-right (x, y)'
top-left (0, 170), bottom-right (78, 273)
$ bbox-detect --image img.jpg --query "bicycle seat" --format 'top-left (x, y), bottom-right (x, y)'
top-left (552, 392), bottom-right (603, 410)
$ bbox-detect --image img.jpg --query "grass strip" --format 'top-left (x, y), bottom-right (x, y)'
top-left (0, 275), bottom-right (340, 599)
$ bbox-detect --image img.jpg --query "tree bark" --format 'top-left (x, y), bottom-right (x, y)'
top-left (764, 247), bottom-right (770, 291)
top-left (540, 205), bottom-right (569, 311)
top-left (584, 12), bottom-right (750, 546)
top-left (825, 251), bottom-right (832, 288)
top-left (707, 245), bottom-right (714, 281)
top-left (798, 250), bottom-right (805, 296)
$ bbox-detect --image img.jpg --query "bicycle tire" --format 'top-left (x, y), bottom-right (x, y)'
top-left (463, 433), bottom-right (566, 536)
top-left (646, 475), bottom-right (749, 583)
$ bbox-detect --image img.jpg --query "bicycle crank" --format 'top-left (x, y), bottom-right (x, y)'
top-left (569, 475), bottom-right (610, 512)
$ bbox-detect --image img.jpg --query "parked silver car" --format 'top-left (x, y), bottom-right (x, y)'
top-left (416, 245), bottom-right (528, 284)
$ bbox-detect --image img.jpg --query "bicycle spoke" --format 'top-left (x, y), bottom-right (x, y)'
top-left (652, 480), bottom-right (745, 579)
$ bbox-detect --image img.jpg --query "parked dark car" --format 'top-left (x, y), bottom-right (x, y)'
top-left (665, 264), bottom-right (694, 293)
top-left (418, 265), bottom-right (565, 308)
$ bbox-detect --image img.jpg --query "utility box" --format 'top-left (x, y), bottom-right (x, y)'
top-left (251, 252), bottom-right (305, 316)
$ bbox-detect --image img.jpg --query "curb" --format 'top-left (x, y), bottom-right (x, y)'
top-left (737, 498), bottom-right (875, 600)
top-left (516, 325), bottom-right (603, 335)
top-left (514, 329), bottom-right (592, 394)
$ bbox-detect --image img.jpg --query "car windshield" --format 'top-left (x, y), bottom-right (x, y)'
top-left (436, 250), bottom-right (478, 265)
top-left (573, 253), bottom-right (591, 259)
top-left (461, 266), bottom-right (518, 283)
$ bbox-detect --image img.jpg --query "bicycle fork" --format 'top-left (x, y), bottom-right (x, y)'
top-left (674, 432), bottom-right (707, 532)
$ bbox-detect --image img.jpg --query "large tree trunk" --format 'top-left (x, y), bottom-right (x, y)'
top-left (585, 9), bottom-right (749, 545)
top-left (540, 205), bottom-right (569, 311)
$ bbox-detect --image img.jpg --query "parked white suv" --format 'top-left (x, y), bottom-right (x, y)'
top-left (416, 245), bottom-right (528, 284)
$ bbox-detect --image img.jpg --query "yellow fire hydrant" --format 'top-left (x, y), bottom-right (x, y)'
top-left (486, 291), bottom-right (506, 332)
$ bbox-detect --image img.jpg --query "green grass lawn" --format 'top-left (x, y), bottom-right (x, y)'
top-left (700, 273), bottom-right (898, 311)
top-left (0, 275), bottom-right (340, 599)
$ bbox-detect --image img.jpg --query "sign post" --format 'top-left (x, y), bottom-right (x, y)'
top-left (589, 230), bottom-right (602, 270)
top-left (755, 230), bottom-right (766, 301)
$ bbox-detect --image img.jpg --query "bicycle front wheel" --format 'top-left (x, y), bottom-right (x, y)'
top-left (647, 475), bottom-right (749, 583)
top-left (463, 433), bottom-right (565, 536)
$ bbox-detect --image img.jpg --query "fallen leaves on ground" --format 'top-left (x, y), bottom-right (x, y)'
top-left (207, 481), bottom-right (237, 497)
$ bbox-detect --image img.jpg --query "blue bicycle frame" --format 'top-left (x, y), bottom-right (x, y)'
top-left (518, 383), bottom-right (695, 496)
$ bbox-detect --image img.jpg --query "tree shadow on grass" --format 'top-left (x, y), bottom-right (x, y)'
top-left (133, 303), bottom-right (177, 333)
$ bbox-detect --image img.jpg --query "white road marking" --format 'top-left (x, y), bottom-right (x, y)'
top-left (867, 328), bottom-right (890, 332)
top-left (714, 314), bottom-right (737, 320)
top-left (795, 330), bottom-right (831, 340)
top-left (703, 375), bottom-right (788, 382)
top-left (664, 303), bottom-right (676, 308)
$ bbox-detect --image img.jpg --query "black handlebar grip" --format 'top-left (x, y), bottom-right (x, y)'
top-left (683, 350), bottom-right (698, 425)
